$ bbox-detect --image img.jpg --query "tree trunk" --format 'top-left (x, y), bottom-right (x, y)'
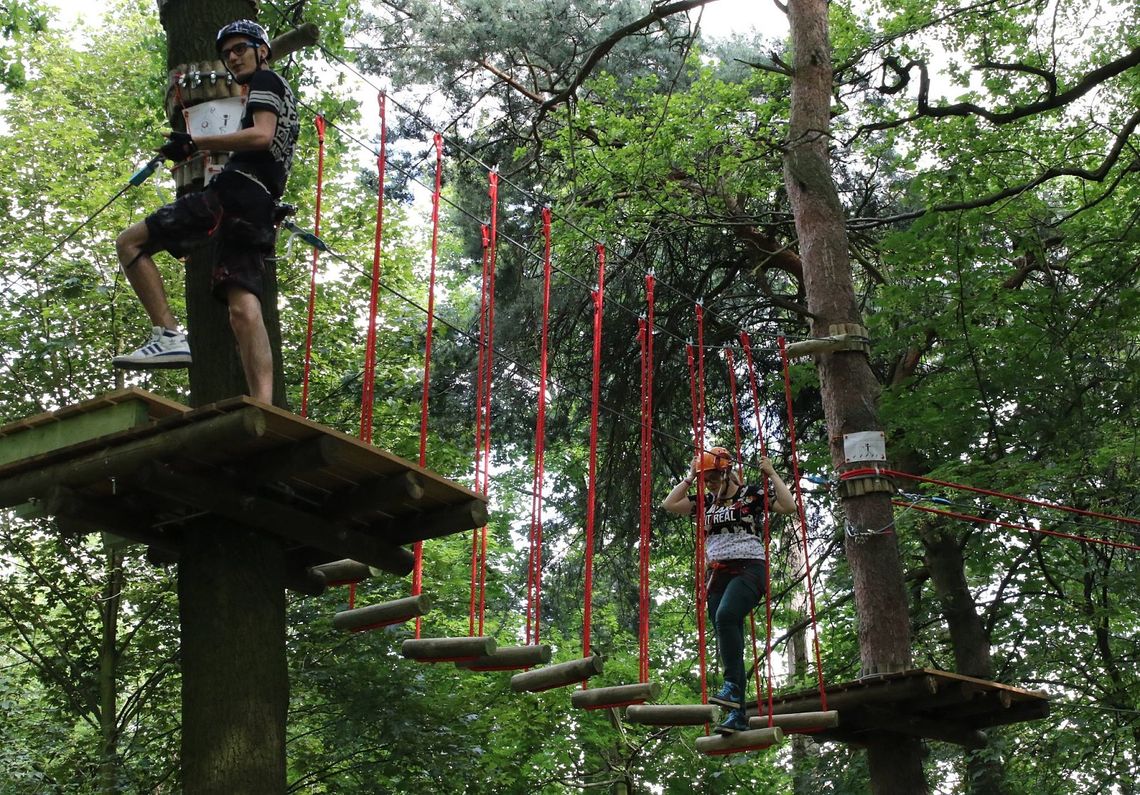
top-left (98, 543), bottom-right (124, 795)
top-left (782, 1), bottom-right (927, 791)
top-left (918, 520), bottom-right (1008, 794)
top-left (158, 2), bottom-right (288, 792)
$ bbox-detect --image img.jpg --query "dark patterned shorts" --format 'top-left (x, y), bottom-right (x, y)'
top-left (142, 170), bottom-right (276, 301)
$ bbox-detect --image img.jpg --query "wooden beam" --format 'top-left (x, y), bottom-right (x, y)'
top-left (969, 699), bottom-right (1050, 730)
top-left (0, 407), bottom-right (266, 509)
top-left (0, 400), bottom-right (153, 467)
top-left (332, 595), bottom-right (431, 632)
top-left (402, 636), bottom-right (495, 663)
top-left (510, 655), bottom-right (604, 693)
top-left (767, 672), bottom-right (938, 716)
top-left (310, 559), bottom-right (373, 586)
top-left (750, 710), bottom-right (839, 731)
top-left (570, 682), bottom-right (659, 710)
top-left (855, 706), bottom-right (989, 748)
top-left (326, 471), bottom-right (426, 521)
top-left (388, 499), bottom-right (488, 544)
top-left (695, 727), bottom-right (783, 755)
top-left (129, 463), bottom-right (414, 576)
top-left (44, 486), bottom-right (157, 541)
top-left (457, 644), bottom-right (551, 671)
top-left (241, 435), bottom-right (353, 484)
top-left (625, 704), bottom-right (718, 726)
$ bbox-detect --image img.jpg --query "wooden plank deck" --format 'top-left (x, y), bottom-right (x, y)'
top-left (0, 391), bottom-right (487, 592)
top-left (752, 668), bottom-right (1050, 748)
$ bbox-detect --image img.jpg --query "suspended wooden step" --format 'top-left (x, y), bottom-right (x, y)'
top-left (571, 682), bottom-right (659, 711)
top-left (312, 559), bottom-right (373, 587)
top-left (332, 594), bottom-right (431, 633)
top-left (625, 703), bottom-right (718, 726)
top-left (457, 644), bottom-right (551, 672)
top-left (759, 669), bottom-right (1050, 749)
top-left (0, 390), bottom-right (488, 595)
top-left (749, 710), bottom-right (839, 733)
top-left (510, 654), bottom-right (604, 693)
top-left (402, 636), bottom-right (495, 664)
top-left (695, 726), bottom-right (784, 756)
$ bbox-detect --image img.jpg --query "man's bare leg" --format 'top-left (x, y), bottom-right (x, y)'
top-left (227, 286), bottom-right (273, 403)
top-left (116, 221), bottom-right (178, 331)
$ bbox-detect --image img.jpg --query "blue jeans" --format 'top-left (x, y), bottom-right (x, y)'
top-left (707, 559), bottom-right (767, 693)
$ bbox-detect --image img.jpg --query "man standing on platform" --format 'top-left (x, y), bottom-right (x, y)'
top-left (113, 19), bottom-right (299, 404)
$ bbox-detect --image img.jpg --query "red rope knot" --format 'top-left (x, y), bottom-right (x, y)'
top-left (314, 113), bottom-right (325, 142)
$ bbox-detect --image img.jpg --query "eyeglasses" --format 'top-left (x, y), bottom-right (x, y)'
top-left (221, 41), bottom-right (259, 60)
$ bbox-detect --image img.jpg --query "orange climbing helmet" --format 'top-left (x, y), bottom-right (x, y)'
top-left (694, 446), bottom-right (732, 473)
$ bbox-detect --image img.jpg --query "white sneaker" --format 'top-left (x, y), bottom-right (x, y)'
top-left (113, 326), bottom-right (192, 369)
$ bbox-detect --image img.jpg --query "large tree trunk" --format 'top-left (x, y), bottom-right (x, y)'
top-left (918, 519), bottom-right (1009, 794)
top-left (157, 2), bottom-right (289, 792)
top-left (782, 1), bottom-right (927, 791)
top-left (97, 543), bottom-right (124, 795)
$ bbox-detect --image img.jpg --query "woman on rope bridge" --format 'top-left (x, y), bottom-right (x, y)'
top-left (661, 446), bottom-right (796, 734)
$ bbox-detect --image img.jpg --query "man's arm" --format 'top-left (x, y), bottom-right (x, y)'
top-left (190, 109), bottom-right (277, 153)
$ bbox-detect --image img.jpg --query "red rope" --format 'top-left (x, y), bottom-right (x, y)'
top-left (686, 339), bottom-right (710, 717)
top-left (469, 224), bottom-right (492, 637)
top-left (779, 336), bottom-right (827, 710)
top-left (412, 133), bottom-right (444, 638)
top-left (359, 92), bottom-right (387, 446)
top-left (724, 344), bottom-right (771, 721)
top-left (582, 245), bottom-right (605, 665)
top-left (895, 502), bottom-right (1140, 552)
top-left (636, 275), bottom-right (657, 683)
top-left (739, 332), bottom-right (775, 725)
top-left (527, 208), bottom-right (554, 646)
top-left (842, 467), bottom-right (1140, 528)
top-left (300, 114), bottom-right (326, 419)
top-left (476, 174), bottom-right (500, 635)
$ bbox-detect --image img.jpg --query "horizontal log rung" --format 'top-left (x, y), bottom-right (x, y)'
top-left (510, 655), bottom-right (604, 693)
top-left (332, 595), bottom-right (431, 632)
top-left (402, 636), bottom-right (495, 662)
top-left (457, 644), bottom-right (552, 671)
top-left (749, 710), bottom-right (839, 732)
top-left (695, 726), bottom-right (784, 756)
top-left (625, 704), bottom-right (718, 726)
top-left (570, 682), bottom-right (659, 711)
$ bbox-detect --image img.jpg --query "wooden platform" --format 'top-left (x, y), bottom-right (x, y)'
top-left (0, 390), bottom-right (487, 592)
top-left (753, 669), bottom-right (1049, 748)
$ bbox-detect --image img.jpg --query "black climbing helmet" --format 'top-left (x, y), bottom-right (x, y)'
top-left (216, 19), bottom-right (272, 60)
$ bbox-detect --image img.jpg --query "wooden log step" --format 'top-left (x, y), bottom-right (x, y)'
top-left (333, 594), bottom-right (431, 633)
top-left (312, 559), bottom-right (373, 587)
top-left (571, 682), bottom-right (659, 711)
top-left (625, 704), bottom-right (718, 726)
top-left (510, 655), bottom-right (604, 693)
top-left (402, 636), bottom-right (495, 663)
top-left (749, 710), bottom-right (839, 732)
top-left (457, 644), bottom-right (551, 671)
top-left (695, 726), bottom-right (784, 756)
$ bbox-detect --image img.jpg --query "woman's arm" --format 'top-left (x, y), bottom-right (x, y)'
top-left (661, 461), bottom-right (698, 515)
top-left (760, 456), bottom-right (797, 514)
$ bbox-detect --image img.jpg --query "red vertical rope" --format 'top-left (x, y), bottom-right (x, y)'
top-left (300, 114), bottom-right (326, 419)
top-left (469, 225), bottom-right (492, 637)
top-left (686, 342), bottom-right (710, 717)
top-left (725, 348), bottom-right (745, 480)
top-left (412, 133), bottom-right (444, 639)
top-left (477, 172), bottom-right (500, 636)
top-left (582, 244), bottom-right (605, 665)
top-left (740, 331), bottom-right (776, 725)
top-left (527, 207), bottom-right (554, 646)
top-left (779, 336), bottom-right (827, 710)
top-left (360, 92), bottom-right (388, 446)
top-left (637, 272), bottom-right (657, 683)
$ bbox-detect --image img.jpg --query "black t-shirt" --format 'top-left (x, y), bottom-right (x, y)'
top-left (225, 68), bottom-right (299, 198)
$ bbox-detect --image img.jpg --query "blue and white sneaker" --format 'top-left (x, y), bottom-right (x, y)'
top-left (715, 708), bottom-right (750, 735)
top-left (709, 681), bottom-right (743, 710)
top-left (113, 326), bottom-right (192, 369)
